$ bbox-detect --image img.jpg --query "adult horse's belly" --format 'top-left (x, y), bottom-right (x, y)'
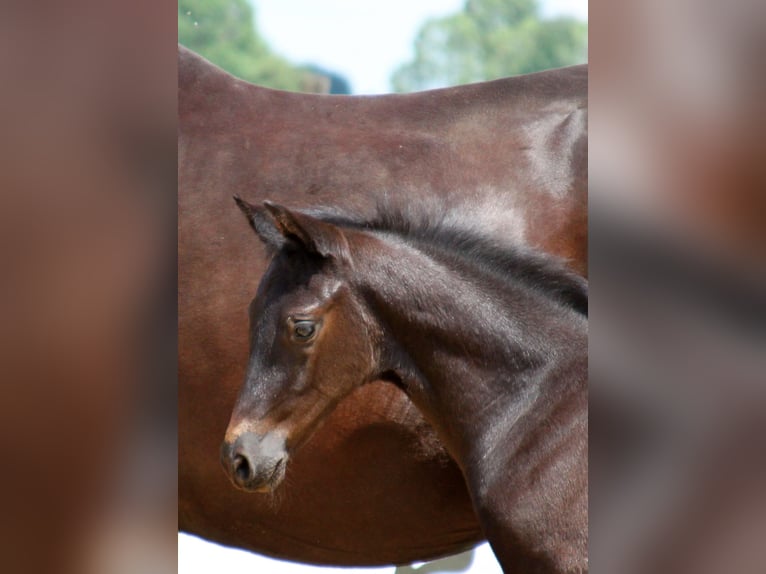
top-left (179, 379), bottom-right (481, 565)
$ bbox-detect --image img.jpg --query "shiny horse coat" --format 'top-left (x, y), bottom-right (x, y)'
top-left (223, 201), bottom-right (588, 572)
top-left (179, 44), bottom-right (587, 565)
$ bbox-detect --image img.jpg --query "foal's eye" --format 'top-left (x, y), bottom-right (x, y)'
top-left (292, 320), bottom-right (317, 341)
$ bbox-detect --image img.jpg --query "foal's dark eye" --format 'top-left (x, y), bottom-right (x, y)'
top-left (292, 320), bottom-right (316, 341)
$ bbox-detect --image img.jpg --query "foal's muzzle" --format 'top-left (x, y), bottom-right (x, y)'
top-left (220, 431), bottom-right (288, 492)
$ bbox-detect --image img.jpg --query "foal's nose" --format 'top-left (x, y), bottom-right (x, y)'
top-left (220, 431), bottom-right (288, 492)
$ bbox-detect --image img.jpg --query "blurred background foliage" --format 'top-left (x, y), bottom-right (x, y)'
top-left (178, 0), bottom-right (586, 93)
top-left (178, 0), bottom-right (349, 93)
top-left (392, 0), bottom-right (587, 91)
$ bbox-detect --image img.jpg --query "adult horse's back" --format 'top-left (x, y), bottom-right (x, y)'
top-left (178, 45), bottom-right (587, 565)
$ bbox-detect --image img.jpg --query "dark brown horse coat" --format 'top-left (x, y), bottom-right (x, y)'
top-left (178, 45), bottom-right (587, 565)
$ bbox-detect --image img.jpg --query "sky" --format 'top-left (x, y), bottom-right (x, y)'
top-left (180, 1), bottom-right (587, 572)
top-left (254, 0), bottom-right (587, 94)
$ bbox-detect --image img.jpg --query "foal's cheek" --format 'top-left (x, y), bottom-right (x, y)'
top-left (345, 332), bottom-right (377, 384)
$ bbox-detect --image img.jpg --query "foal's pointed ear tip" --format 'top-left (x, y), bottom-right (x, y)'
top-left (233, 195), bottom-right (256, 218)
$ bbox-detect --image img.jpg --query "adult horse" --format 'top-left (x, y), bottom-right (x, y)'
top-left (223, 199), bottom-right (588, 573)
top-left (179, 45), bottom-right (587, 565)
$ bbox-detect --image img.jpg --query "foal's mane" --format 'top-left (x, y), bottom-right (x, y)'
top-left (311, 203), bottom-right (588, 316)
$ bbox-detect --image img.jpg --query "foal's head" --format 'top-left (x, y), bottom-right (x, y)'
top-left (221, 199), bottom-right (378, 492)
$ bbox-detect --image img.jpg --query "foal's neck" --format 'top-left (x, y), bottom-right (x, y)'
top-left (359, 235), bottom-right (587, 474)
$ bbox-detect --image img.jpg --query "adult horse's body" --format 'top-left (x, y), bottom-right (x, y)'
top-left (179, 45), bottom-right (587, 565)
top-left (222, 201), bottom-right (588, 572)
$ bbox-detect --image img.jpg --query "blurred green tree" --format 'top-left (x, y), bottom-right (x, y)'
top-left (391, 0), bottom-right (587, 92)
top-left (179, 0), bottom-right (342, 92)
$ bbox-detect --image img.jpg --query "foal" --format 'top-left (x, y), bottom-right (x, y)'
top-left (222, 199), bottom-right (588, 573)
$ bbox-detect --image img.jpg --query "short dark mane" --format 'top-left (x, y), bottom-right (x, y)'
top-left (310, 203), bottom-right (588, 316)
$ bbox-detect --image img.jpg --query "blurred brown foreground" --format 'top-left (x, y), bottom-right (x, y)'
top-left (590, 0), bottom-right (766, 572)
top-left (0, 2), bottom-right (177, 573)
top-left (1, 1), bottom-right (764, 573)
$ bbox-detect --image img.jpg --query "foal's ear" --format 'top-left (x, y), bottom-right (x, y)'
top-left (234, 195), bottom-right (288, 250)
top-left (234, 196), bottom-right (350, 262)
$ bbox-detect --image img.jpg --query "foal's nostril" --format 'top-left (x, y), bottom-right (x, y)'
top-left (233, 454), bottom-right (252, 484)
